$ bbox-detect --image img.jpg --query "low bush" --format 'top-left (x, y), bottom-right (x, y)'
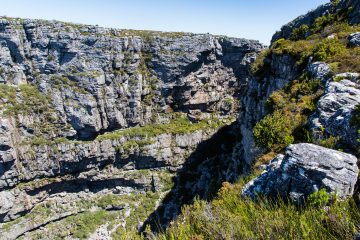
top-left (269, 19), bottom-right (360, 73)
top-left (254, 77), bottom-right (322, 152)
top-left (253, 110), bottom-right (295, 151)
top-left (312, 38), bottom-right (347, 61)
top-left (159, 181), bottom-right (360, 240)
top-left (290, 24), bottom-right (310, 41)
top-left (250, 49), bottom-right (272, 79)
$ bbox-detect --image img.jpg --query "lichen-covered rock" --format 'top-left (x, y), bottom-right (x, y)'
top-left (310, 73), bottom-right (360, 149)
top-left (307, 61), bottom-right (332, 83)
top-left (0, 17), bottom-right (263, 138)
top-left (237, 52), bottom-right (300, 166)
top-left (348, 32), bottom-right (360, 47)
top-left (242, 143), bottom-right (359, 203)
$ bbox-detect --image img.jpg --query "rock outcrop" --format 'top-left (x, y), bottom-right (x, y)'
top-left (242, 143), bottom-right (359, 203)
top-left (348, 32), bottom-right (360, 47)
top-left (310, 73), bottom-right (360, 149)
top-left (0, 17), bottom-right (263, 190)
top-left (307, 61), bottom-right (332, 83)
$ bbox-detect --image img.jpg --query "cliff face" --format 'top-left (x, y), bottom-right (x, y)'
top-left (0, 18), bottom-right (266, 238)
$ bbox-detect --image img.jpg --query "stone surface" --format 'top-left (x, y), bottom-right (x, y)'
top-left (307, 61), bottom-right (332, 83)
top-left (237, 52), bottom-right (299, 166)
top-left (242, 143), bottom-right (359, 203)
top-left (349, 32), bottom-right (360, 47)
top-left (0, 17), bottom-right (263, 191)
top-left (310, 73), bottom-right (360, 149)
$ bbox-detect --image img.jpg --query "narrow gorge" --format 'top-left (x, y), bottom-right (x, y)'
top-left (0, 0), bottom-right (360, 239)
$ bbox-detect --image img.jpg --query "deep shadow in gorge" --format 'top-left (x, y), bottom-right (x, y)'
top-left (142, 121), bottom-right (246, 233)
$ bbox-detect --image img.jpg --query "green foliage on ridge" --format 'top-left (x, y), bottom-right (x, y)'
top-left (253, 76), bottom-right (323, 152)
top-left (96, 115), bottom-right (231, 142)
top-left (252, 15), bottom-right (360, 78)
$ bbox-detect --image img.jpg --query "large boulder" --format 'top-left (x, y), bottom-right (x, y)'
top-left (310, 73), bottom-right (360, 149)
top-left (307, 61), bottom-right (331, 83)
top-left (348, 32), bottom-right (360, 47)
top-left (242, 143), bottom-right (359, 203)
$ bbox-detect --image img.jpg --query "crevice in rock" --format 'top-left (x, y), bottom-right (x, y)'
top-left (142, 121), bottom-right (244, 232)
top-left (25, 177), bottom-right (148, 197)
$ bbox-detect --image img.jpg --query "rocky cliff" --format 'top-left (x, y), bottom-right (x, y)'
top-left (0, 17), bottom-right (265, 239)
top-left (1, 0), bottom-right (360, 238)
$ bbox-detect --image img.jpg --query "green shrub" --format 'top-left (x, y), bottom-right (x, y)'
top-left (270, 20), bottom-right (360, 73)
top-left (307, 188), bottom-right (330, 208)
top-left (290, 24), bottom-right (309, 41)
top-left (254, 77), bottom-right (322, 151)
top-left (271, 38), bottom-right (313, 66)
top-left (250, 49), bottom-right (272, 79)
top-left (311, 14), bottom-right (336, 34)
top-left (329, 47), bottom-right (360, 73)
top-left (253, 110), bottom-right (294, 151)
top-left (313, 38), bottom-right (347, 61)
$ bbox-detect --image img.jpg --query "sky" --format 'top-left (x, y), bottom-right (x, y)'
top-left (0, 0), bottom-right (329, 45)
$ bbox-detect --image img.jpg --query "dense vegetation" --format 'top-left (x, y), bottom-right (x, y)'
top-left (119, 180), bottom-right (360, 240)
top-left (252, 9), bottom-right (360, 155)
top-left (253, 75), bottom-right (323, 152)
top-left (252, 12), bottom-right (360, 78)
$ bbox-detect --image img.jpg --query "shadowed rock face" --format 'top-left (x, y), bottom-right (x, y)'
top-left (242, 143), bottom-right (359, 203)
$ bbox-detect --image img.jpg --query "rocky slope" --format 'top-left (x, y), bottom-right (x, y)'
top-left (1, 0), bottom-right (360, 239)
top-left (242, 0), bottom-right (360, 203)
top-left (272, 0), bottom-right (360, 42)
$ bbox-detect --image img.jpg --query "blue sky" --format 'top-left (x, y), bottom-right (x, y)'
top-left (0, 0), bottom-right (329, 45)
